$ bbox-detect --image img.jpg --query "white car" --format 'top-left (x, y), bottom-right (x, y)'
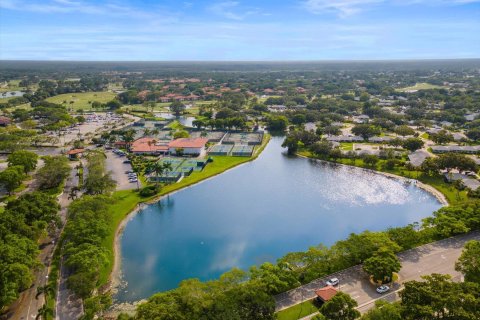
top-left (376, 285), bottom-right (390, 294)
top-left (326, 277), bottom-right (339, 286)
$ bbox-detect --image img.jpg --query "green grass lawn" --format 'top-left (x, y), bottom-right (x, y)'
top-left (46, 91), bottom-right (116, 111)
top-left (420, 132), bottom-right (429, 139)
top-left (97, 135), bottom-right (271, 287)
top-left (396, 82), bottom-right (445, 92)
top-left (340, 142), bottom-right (354, 151)
top-left (168, 120), bottom-right (185, 130)
top-left (276, 300), bottom-right (319, 320)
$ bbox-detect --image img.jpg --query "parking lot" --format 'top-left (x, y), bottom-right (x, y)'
top-left (105, 150), bottom-right (138, 190)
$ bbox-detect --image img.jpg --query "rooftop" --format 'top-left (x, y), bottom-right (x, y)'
top-left (66, 148), bottom-right (85, 155)
top-left (168, 138), bottom-right (209, 149)
top-left (131, 137), bottom-right (169, 153)
top-left (315, 285), bottom-right (338, 302)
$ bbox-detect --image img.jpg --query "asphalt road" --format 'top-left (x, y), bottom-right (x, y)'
top-left (4, 163), bottom-right (82, 320)
top-left (275, 231), bottom-right (480, 316)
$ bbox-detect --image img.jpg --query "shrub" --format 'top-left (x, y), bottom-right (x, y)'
top-left (139, 185), bottom-right (158, 197)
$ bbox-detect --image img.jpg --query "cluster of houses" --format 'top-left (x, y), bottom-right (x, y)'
top-left (267, 105), bottom-right (307, 113)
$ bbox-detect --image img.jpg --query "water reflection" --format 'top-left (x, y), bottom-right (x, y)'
top-left (117, 136), bottom-right (442, 302)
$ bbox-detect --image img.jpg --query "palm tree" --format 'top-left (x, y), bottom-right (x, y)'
top-left (36, 304), bottom-right (53, 320)
top-left (36, 284), bottom-right (55, 299)
top-left (121, 129), bottom-right (136, 151)
top-left (148, 162), bottom-right (173, 188)
top-left (143, 128), bottom-right (152, 137)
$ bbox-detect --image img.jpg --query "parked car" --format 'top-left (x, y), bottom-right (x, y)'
top-left (326, 277), bottom-right (339, 286)
top-left (376, 285), bottom-right (390, 294)
top-left (129, 179), bottom-right (138, 183)
top-left (123, 160), bottom-right (131, 164)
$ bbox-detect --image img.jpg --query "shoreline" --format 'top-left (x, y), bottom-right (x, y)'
top-left (108, 140), bottom-right (447, 313)
top-left (109, 135), bottom-right (272, 304)
top-left (297, 154), bottom-right (449, 206)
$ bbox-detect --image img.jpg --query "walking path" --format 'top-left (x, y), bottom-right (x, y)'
top-left (275, 231), bottom-right (480, 316)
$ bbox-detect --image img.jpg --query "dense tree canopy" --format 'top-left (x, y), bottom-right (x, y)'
top-left (455, 240), bottom-right (480, 284)
top-left (7, 150), bottom-right (39, 173)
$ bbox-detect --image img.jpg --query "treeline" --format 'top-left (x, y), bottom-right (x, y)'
top-left (63, 195), bottom-right (112, 299)
top-left (0, 192), bottom-right (60, 310)
top-left (60, 152), bottom-right (117, 318)
top-left (118, 201), bottom-right (480, 319)
top-left (83, 152), bottom-right (116, 195)
top-left (0, 151), bottom-right (69, 311)
top-left (10, 101), bottom-right (75, 131)
top-left (361, 239), bottom-right (480, 320)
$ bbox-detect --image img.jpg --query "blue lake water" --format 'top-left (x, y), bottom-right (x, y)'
top-left (0, 91), bottom-right (25, 99)
top-left (116, 136), bottom-right (442, 302)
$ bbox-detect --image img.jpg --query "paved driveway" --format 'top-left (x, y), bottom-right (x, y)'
top-left (105, 150), bottom-right (138, 190)
top-left (275, 231), bottom-right (480, 315)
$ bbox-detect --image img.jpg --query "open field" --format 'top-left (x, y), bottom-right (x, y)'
top-left (396, 82), bottom-right (446, 92)
top-left (46, 91), bottom-right (116, 111)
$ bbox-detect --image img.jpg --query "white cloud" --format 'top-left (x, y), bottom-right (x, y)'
top-left (208, 1), bottom-right (262, 20)
top-left (303, 0), bottom-right (480, 16)
top-left (303, 0), bottom-right (384, 17)
top-left (0, 0), bottom-right (163, 18)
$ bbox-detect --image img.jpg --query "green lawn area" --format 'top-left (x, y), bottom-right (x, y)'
top-left (340, 142), bottom-right (354, 151)
top-left (420, 132), bottom-right (429, 139)
top-left (276, 300), bottom-right (318, 320)
top-left (396, 82), bottom-right (445, 92)
top-left (0, 79), bottom-right (24, 92)
top-left (97, 135), bottom-right (271, 287)
top-left (46, 91), bottom-right (116, 111)
top-left (168, 120), bottom-right (185, 130)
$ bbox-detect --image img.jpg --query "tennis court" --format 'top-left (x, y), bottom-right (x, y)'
top-left (208, 144), bottom-right (233, 155)
top-left (223, 132), bottom-right (263, 145)
top-left (231, 145), bottom-right (254, 157)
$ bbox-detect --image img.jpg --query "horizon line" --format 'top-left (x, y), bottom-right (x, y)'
top-left (1, 58), bottom-right (480, 63)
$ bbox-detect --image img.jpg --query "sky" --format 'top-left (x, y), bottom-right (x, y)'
top-left (0, 0), bottom-right (479, 61)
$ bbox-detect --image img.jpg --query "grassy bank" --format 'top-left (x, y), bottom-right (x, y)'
top-left (297, 150), bottom-right (467, 205)
top-left (45, 92), bottom-right (116, 111)
top-left (97, 134), bottom-right (271, 287)
top-left (277, 300), bottom-right (318, 320)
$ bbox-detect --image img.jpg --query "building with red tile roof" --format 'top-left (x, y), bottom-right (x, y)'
top-left (66, 148), bottom-right (85, 159)
top-left (131, 137), bottom-right (169, 155)
top-left (315, 286), bottom-right (338, 303)
top-left (0, 116), bottom-right (12, 126)
top-left (168, 138), bottom-right (208, 156)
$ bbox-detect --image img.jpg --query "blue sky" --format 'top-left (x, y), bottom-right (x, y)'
top-left (0, 0), bottom-right (479, 60)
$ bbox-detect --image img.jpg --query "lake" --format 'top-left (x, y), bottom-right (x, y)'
top-left (0, 91), bottom-right (26, 99)
top-left (116, 136), bottom-right (442, 302)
